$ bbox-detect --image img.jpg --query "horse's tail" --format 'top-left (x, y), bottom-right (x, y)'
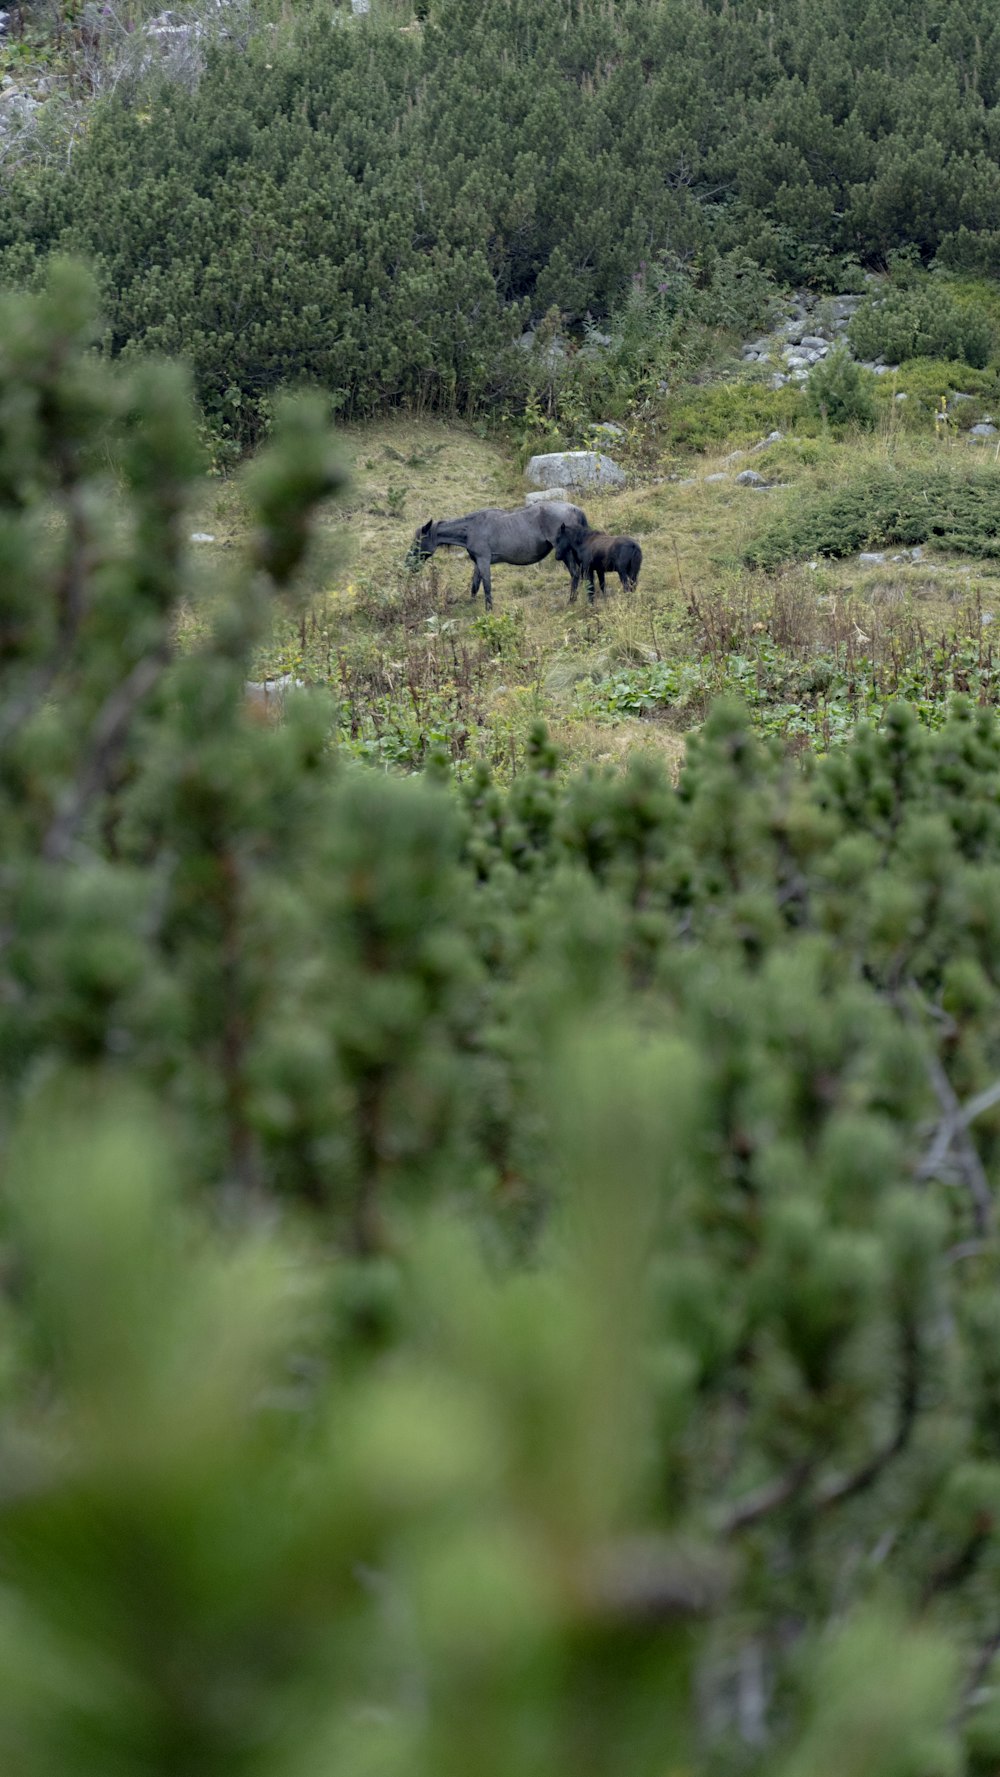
top-left (624, 540), bottom-right (642, 586)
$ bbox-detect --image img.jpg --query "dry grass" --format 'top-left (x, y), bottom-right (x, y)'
top-left (176, 413), bottom-right (1000, 774)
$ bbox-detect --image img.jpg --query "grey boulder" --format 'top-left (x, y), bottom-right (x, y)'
top-left (525, 451), bottom-right (626, 490)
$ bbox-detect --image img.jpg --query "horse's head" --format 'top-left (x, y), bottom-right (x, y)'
top-left (406, 519), bottom-right (437, 569)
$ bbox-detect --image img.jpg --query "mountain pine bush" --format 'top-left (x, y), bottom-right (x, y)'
top-left (5, 268), bottom-right (1000, 1771)
top-left (7, 0), bottom-right (1000, 428)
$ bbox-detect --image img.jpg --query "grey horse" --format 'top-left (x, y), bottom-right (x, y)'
top-left (409, 500), bottom-right (588, 610)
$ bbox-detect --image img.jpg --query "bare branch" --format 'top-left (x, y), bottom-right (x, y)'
top-left (958, 1623), bottom-right (1000, 1720)
top-left (721, 1324), bottom-right (921, 1534)
top-left (917, 1051), bottom-right (994, 1237)
top-left (42, 647), bottom-right (169, 863)
top-left (718, 1462), bottom-right (813, 1538)
top-left (814, 1322), bottom-right (920, 1512)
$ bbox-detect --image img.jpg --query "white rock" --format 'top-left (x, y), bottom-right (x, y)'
top-left (525, 450), bottom-right (625, 490)
top-left (190, 531), bottom-right (216, 543)
top-left (245, 672), bottom-right (305, 707)
top-left (525, 488), bottom-right (567, 504)
top-left (735, 469), bottom-right (769, 487)
top-left (858, 552), bottom-right (886, 565)
top-left (704, 472), bottom-right (729, 484)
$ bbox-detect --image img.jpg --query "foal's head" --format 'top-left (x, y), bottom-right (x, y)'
top-left (553, 521), bottom-right (580, 566)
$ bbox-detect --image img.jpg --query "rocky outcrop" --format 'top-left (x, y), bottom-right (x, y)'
top-left (741, 290), bottom-right (869, 387)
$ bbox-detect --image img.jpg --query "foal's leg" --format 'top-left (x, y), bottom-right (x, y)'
top-left (469, 564), bottom-right (481, 602)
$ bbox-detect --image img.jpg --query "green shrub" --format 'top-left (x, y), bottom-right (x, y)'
top-left (7, 0), bottom-right (1000, 429)
top-left (848, 283), bottom-right (995, 367)
top-left (745, 461), bottom-right (1000, 567)
top-left (804, 346), bottom-right (877, 427)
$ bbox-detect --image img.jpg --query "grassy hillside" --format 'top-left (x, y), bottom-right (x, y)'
top-left (185, 407), bottom-right (1000, 774)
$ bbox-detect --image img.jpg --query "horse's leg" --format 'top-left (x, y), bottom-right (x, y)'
top-left (469, 562), bottom-right (481, 602)
top-left (477, 558), bottom-right (493, 612)
top-left (598, 566), bottom-right (608, 600)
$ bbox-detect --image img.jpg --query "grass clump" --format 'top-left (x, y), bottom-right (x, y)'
top-left (745, 462), bottom-right (1000, 568)
top-left (660, 378), bottom-right (810, 453)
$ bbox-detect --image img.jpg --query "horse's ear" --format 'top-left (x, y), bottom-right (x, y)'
top-left (418, 519), bottom-right (433, 537)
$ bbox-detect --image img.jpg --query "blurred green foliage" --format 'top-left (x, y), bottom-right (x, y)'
top-left (6, 266), bottom-right (1000, 1774)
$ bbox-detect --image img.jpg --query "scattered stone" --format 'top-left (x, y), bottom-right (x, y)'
top-left (807, 561), bottom-right (819, 571)
top-left (245, 672), bottom-right (305, 710)
top-left (754, 431), bottom-right (785, 449)
top-left (983, 612), bottom-right (995, 626)
top-left (525, 450), bottom-right (626, 490)
top-left (525, 487), bottom-right (568, 504)
top-left (704, 472), bottom-right (729, 484)
top-left (190, 531), bottom-right (216, 543)
top-left (971, 422), bottom-right (998, 437)
top-left (351, 0), bottom-right (370, 12)
top-left (858, 552), bottom-right (886, 565)
top-left (593, 421), bottom-right (624, 437)
top-left (673, 478), bottom-right (697, 488)
top-left (735, 469), bottom-right (768, 487)
top-left (769, 374), bottom-right (787, 390)
top-left (799, 335), bottom-right (829, 352)
top-left (895, 392), bottom-right (908, 401)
